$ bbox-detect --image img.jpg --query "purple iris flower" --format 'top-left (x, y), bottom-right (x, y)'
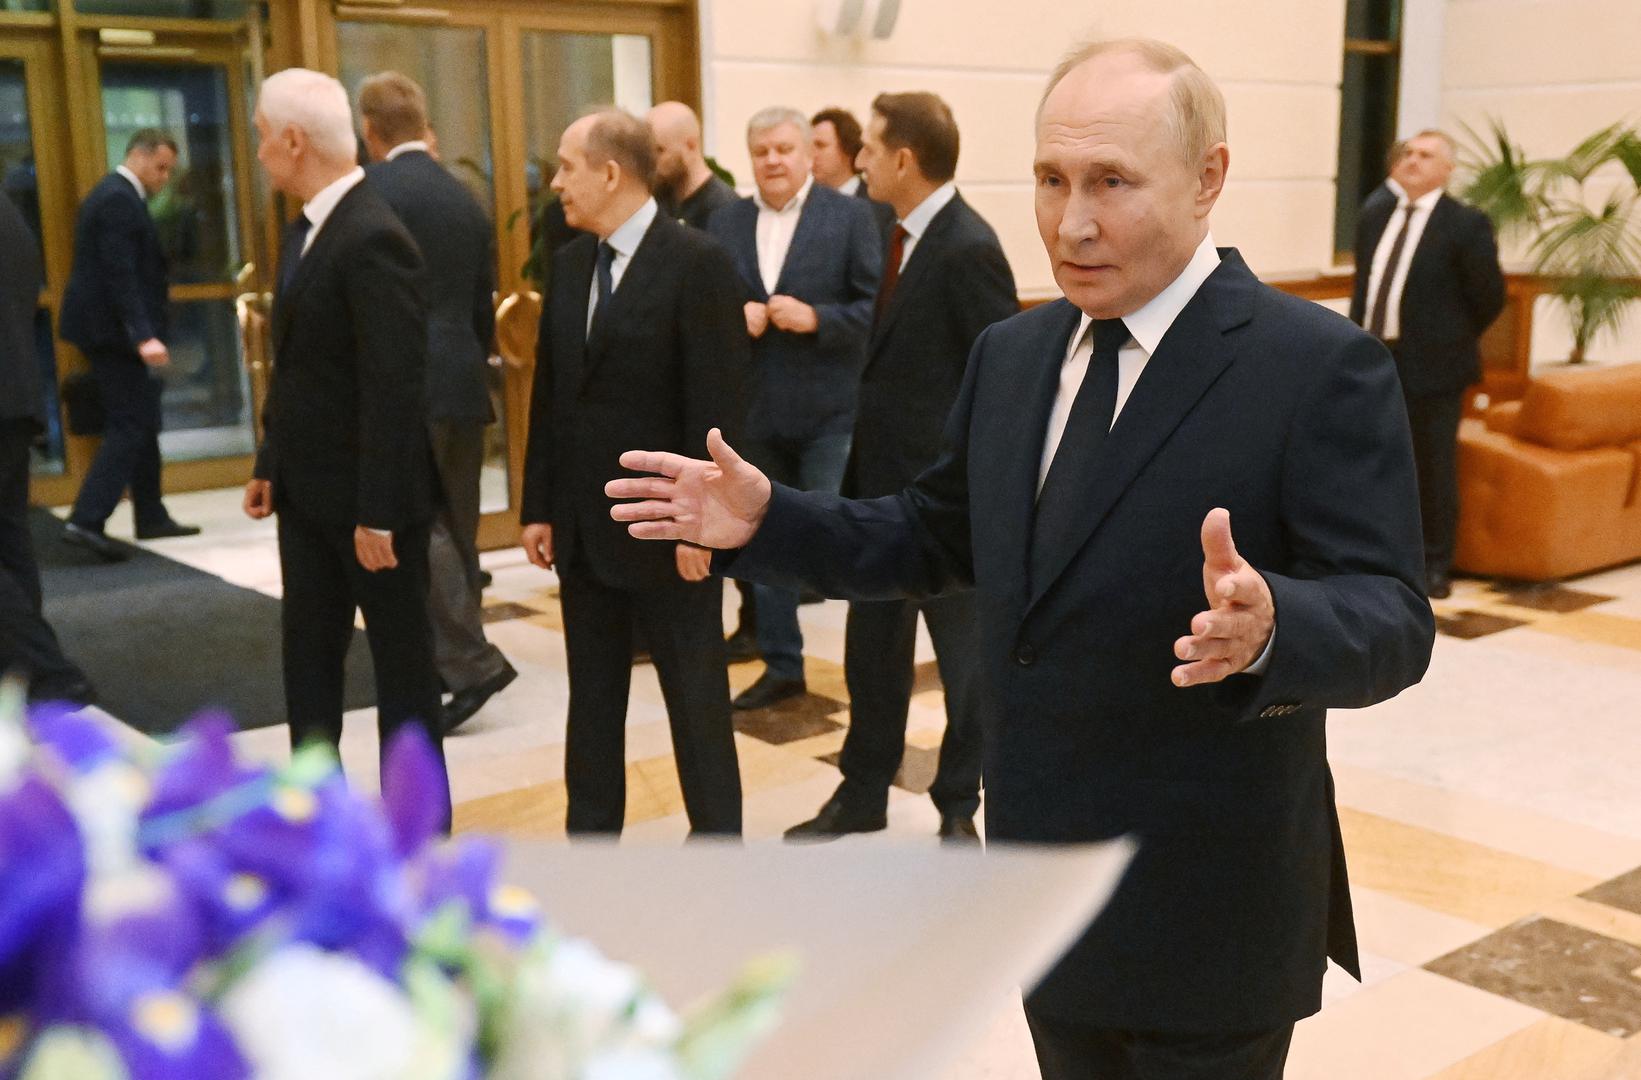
top-left (26, 703), bottom-right (120, 776)
top-left (0, 774), bottom-right (85, 1012)
top-left (381, 725), bottom-right (448, 860)
top-left (416, 837), bottom-right (541, 946)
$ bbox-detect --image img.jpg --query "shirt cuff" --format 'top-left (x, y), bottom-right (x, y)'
top-left (364, 527), bottom-right (392, 538)
top-left (1244, 626), bottom-right (1276, 676)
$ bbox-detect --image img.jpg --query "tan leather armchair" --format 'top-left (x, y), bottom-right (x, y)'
top-left (1455, 365), bottom-right (1641, 581)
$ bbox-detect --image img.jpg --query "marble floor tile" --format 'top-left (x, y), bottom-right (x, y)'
top-left (1542, 897), bottom-right (1641, 952)
top-left (1533, 610), bottom-right (1641, 653)
top-left (1285, 969), bottom-right (1546, 1080)
top-left (1434, 609), bottom-right (1530, 639)
top-left (1585, 868), bottom-right (1641, 919)
top-left (1349, 884), bottom-right (1496, 968)
top-left (1426, 1016), bottom-right (1624, 1080)
top-left (1495, 584), bottom-right (1617, 614)
top-left (1338, 807), bottom-right (1600, 928)
top-left (1426, 916), bottom-right (1641, 1037)
top-left (1323, 949), bottom-right (1411, 1007)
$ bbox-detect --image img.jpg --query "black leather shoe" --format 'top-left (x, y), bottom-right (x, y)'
top-left (62, 522), bottom-right (131, 562)
top-left (444, 662), bottom-right (518, 735)
top-left (938, 814), bottom-right (981, 844)
top-left (731, 672), bottom-right (806, 710)
top-left (724, 628), bottom-right (760, 664)
top-left (1427, 577), bottom-right (1452, 600)
top-left (784, 794), bottom-right (887, 842)
top-left (135, 519), bottom-right (201, 540)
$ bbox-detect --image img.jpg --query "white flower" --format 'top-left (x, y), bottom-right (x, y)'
top-left (18, 1026), bottom-right (128, 1080)
top-left (63, 760), bottom-right (149, 882)
top-left (220, 944), bottom-right (446, 1080)
top-left (582, 1048), bottom-right (684, 1080)
top-left (489, 936), bottom-right (682, 1080)
top-left (0, 677), bottom-right (28, 792)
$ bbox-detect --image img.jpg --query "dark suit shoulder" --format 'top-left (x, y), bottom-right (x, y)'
top-left (809, 181), bottom-right (874, 224)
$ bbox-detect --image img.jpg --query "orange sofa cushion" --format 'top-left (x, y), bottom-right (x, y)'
top-left (1514, 364), bottom-right (1641, 451)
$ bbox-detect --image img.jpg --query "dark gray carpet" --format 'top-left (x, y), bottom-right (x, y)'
top-left (31, 508), bottom-right (375, 736)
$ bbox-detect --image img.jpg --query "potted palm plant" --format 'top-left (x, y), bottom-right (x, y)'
top-left (1459, 119), bottom-right (1641, 364)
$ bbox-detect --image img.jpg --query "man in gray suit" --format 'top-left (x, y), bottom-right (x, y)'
top-left (0, 193), bottom-right (92, 704)
top-left (360, 71), bottom-right (516, 733)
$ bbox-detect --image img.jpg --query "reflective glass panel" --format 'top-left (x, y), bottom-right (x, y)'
top-left (156, 298), bottom-right (253, 460)
top-left (101, 62), bottom-right (241, 283)
top-left (0, 60), bottom-right (42, 261)
top-left (30, 307), bottom-right (64, 475)
top-left (76, 0), bottom-right (247, 18)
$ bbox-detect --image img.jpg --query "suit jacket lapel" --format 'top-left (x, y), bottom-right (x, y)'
top-left (992, 301), bottom-right (1083, 601)
top-left (558, 237), bottom-right (597, 395)
top-left (726, 202), bottom-right (766, 301)
top-left (1025, 253), bottom-right (1256, 612)
top-left (869, 197), bottom-right (960, 353)
top-left (585, 216), bottom-right (671, 366)
top-left (771, 190), bottom-right (823, 296)
top-left (273, 186), bottom-right (359, 350)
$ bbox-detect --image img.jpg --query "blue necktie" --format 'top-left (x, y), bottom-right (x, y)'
top-left (278, 215), bottom-right (312, 295)
top-left (593, 241), bottom-right (616, 326)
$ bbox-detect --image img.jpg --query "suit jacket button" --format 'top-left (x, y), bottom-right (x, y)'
top-left (1015, 644), bottom-right (1037, 667)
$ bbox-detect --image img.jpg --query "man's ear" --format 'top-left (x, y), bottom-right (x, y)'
top-left (1196, 143), bottom-right (1229, 216)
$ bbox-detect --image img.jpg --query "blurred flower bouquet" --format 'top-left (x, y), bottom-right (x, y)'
top-left (0, 682), bottom-right (793, 1080)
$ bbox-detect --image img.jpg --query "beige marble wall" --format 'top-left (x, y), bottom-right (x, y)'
top-left (699, 0), bottom-right (1349, 293)
top-left (1442, 0), bottom-right (1641, 364)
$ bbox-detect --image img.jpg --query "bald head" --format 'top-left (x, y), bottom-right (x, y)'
top-left (649, 100), bottom-right (709, 201)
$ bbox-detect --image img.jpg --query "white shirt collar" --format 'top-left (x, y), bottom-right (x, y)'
top-left (116, 165), bottom-right (147, 200)
top-left (384, 140), bottom-right (430, 161)
top-left (838, 175), bottom-right (862, 197)
top-left (1070, 232), bottom-right (1222, 357)
top-left (754, 175), bottom-right (813, 214)
top-left (302, 166), bottom-right (367, 235)
top-left (1384, 177), bottom-right (1406, 201)
top-left (1405, 185), bottom-right (1442, 212)
top-left (603, 197), bottom-right (658, 256)
top-left (900, 182), bottom-right (958, 241)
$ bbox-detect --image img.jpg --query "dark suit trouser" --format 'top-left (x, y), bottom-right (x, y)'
top-left (1024, 1006), bottom-right (1294, 1080)
top-left (744, 429), bottom-right (853, 681)
top-left (0, 420), bottom-right (83, 691)
top-left (839, 590), bottom-right (984, 817)
top-left (1402, 387), bottom-right (1463, 583)
top-left (276, 504), bottom-right (450, 831)
top-left (426, 419), bottom-right (508, 693)
top-left (558, 560), bottom-right (741, 835)
top-left (69, 351), bottom-right (167, 531)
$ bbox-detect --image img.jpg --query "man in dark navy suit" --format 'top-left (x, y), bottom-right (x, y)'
top-left (244, 68), bottom-right (449, 830)
top-left (360, 71), bottom-right (517, 734)
top-left (60, 129), bottom-right (198, 559)
top-left (1351, 129), bottom-right (1505, 598)
top-left (707, 107), bottom-right (881, 709)
top-left (0, 192), bottom-right (92, 704)
top-left (611, 38), bottom-right (1434, 1079)
top-left (785, 91), bottom-right (1016, 845)
top-left (520, 108), bottom-right (748, 836)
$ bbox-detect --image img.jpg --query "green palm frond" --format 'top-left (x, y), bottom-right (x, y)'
top-left (1456, 117), bottom-right (1548, 243)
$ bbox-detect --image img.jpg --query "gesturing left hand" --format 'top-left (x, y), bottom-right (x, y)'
top-left (1172, 508), bottom-right (1274, 687)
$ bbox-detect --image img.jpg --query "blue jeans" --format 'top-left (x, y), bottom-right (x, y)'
top-left (743, 428), bottom-right (852, 681)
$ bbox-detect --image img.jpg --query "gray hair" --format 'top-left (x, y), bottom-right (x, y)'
top-left (1040, 38), bottom-right (1227, 166)
top-left (258, 68), bottom-right (358, 163)
top-left (583, 107), bottom-right (658, 191)
top-left (746, 106), bottom-right (811, 145)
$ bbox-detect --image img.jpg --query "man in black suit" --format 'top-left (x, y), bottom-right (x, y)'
top-left (0, 193), bottom-right (93, 704)
top-left (243, 68), bottom-right (448, 828)
top-left (520, 108), bottom-right (747, 836)
top-left (707, 108), bottom-right (881, 710)
top-left (360, 71), bottom-right (517, 734)
top-left (811, 107), bottom-right (896, 242)
top-left (785, 92), bottom-right (1015, 845)
top-left (610, 39), bottom-right (1434, 1079)
top-left (1351, 129), bottom-right (1506, 598)
top-left (649, 101), bottom-right (738, 231)
top-left (59, 129), bottom-right (198, 560)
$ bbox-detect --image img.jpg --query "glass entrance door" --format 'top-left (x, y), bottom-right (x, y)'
top-left (326, 1), bottom-right (687, 549)
top-left (83, 39), bottom-right (262, 474)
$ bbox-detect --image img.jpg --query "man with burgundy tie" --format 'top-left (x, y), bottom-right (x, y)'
top-left (783, 92), bottom-right (1015, 844)
top-left (1350, 129), bottom-right (1505, 598)
top-left (609, 38), bottom-right (1433, 1078)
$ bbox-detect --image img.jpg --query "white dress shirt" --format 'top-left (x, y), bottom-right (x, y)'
top-left (1362, 185), bottom-right (1441, 340)
top-left (895, 182), bottom-right (958, 271)
top-left (587, 197), bottom-right (659, 337)
top-left (754, 175), bottom-right (813, 295)
top-left (1034, 232), bottom-right (1274, 675)
top-left (384, 140), bottom-right (430, 161)
top-left (838, 175), bottom-right (862, 198)
top-left (300, 166), bottom-right (366, 257)
top-left (116, 165), bottom-right (147, 201)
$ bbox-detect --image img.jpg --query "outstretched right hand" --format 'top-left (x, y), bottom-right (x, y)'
top-left (606, 429), bottom-right (772, 550)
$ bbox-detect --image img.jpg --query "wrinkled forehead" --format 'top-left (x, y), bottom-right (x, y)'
top-left (1036, 57), bottom-right (1175, 152)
